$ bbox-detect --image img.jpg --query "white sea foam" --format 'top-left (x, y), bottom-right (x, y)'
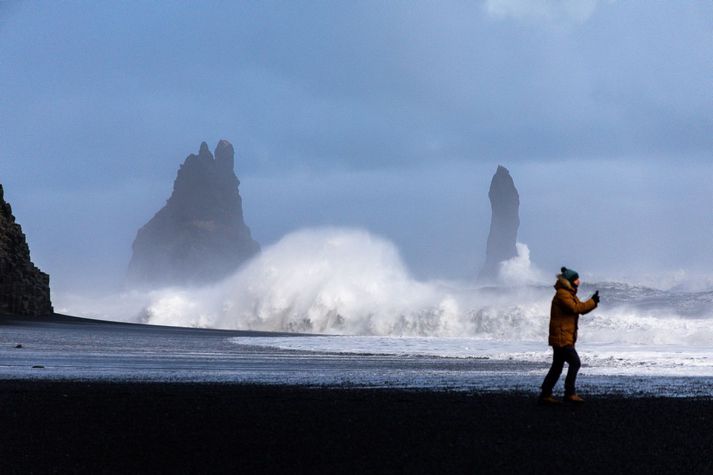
top-left (498, 242), bottom-right (546, 286)
top-left (58, 228), bottom-right (713, 354)
top-left (135, 228), bottom-right (554, 336)
top-left (228, 336), bottom-right (713, 377)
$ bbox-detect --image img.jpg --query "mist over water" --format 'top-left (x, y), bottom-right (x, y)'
top-left (58, 228), bottom-right (713, 348)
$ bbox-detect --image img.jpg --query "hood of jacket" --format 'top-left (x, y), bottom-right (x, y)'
top-left (554, 275), bottom-right (577, 294)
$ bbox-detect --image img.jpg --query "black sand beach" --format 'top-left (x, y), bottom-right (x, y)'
top-left (0, 381), bottom-right (711, 474)
top-left (0, 315), bottom-right (711, 474)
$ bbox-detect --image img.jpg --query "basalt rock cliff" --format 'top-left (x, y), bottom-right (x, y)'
top-left (0, 184), bottom-right (53, 316)
top-left (479, 165), bottom-right (520, 281)
top-left (127, 140), bottom-right (260, 287)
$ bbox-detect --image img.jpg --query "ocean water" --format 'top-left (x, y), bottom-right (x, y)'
top-left (222, 277), bottom-right (713, 378)
top-left (57, 228), bottom-right (713, 381)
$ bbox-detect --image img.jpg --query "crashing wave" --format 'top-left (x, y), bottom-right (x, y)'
top-left (58, 227), bottom-right (713, 345)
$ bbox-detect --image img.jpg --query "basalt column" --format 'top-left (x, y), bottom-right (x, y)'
top-left (479, 165), bottom-right (520, 281)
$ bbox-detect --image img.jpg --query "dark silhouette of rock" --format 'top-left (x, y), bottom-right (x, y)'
top-left (0, 184), bottom-right (53, 316)
top-left (127, 140), bottom-right (260, 287)
top-left (479, 166), bottom-right (520, 281)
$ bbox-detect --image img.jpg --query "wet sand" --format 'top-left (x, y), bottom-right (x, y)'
top-left (0, 380), bottom-right (711, 474)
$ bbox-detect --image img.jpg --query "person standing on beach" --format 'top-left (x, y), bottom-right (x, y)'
top-left (539, 267), bottom-right (599, 405)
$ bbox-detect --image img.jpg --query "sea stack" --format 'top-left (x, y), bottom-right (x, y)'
top-left (479, 165), bottom-right (520, 281)
top-left (0, 184), bottom-right (53, 316)
top-left (127, 140), bottom-right (260, 287)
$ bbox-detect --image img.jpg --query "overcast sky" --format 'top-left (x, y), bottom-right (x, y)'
top-left (1, 1), bottom-right (711, 292)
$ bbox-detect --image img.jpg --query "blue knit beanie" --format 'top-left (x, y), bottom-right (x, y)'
top-left (561, 267), bottom-right (579, 284)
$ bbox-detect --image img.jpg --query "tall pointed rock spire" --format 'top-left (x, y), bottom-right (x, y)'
top-left (479, 165), bottom-right (520, 281)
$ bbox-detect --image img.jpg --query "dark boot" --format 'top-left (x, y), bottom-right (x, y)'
top-left (537, 393), bottom-right (561, 406)
top-left (564, 393), bottom-right (585, 404)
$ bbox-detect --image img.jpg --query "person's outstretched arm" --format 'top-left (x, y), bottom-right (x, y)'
top-left (559, 291), bottom-right (598, 315)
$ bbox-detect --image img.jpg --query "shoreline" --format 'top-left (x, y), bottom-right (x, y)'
top-left (1, 312), bottom-right (308, 337)
top-left (0, 380), bottom-right (711, 474)
top-left (1, 314), bottom-right (713, 397)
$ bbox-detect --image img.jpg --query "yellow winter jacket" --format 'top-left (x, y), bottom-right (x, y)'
top-left (548, 276), bottom-right (597, 347)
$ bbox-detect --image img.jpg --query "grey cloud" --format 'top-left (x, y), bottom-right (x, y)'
top-left (0, 1), bottom-right (712, 292)
top-left (2, 1), bottom-right (711, 178)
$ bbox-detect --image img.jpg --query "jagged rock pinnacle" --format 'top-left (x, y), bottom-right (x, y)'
top-left (198, 141), bottom-right (211, 157)
top-left (127, 141), bottom-right (260, 287)
top-left (214, 139), bottom-right (235, 172)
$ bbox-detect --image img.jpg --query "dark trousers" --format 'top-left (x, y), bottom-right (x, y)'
top-left (541, 346), bottom-right (581, 396)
